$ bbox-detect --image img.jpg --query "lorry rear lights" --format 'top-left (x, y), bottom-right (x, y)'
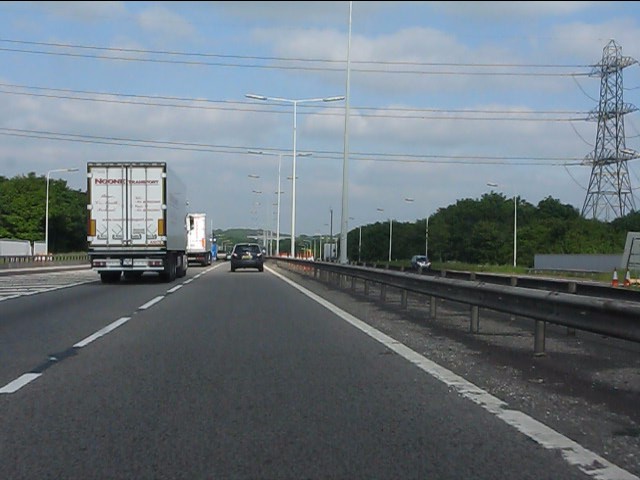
top-left (149, 260), bottom-right (164, 267)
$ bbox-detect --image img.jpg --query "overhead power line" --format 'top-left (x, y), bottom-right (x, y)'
top-left (0, 83), bottom-right (590, 121)
top-left (0, 38), bottom-right (591, 76)
top-left (0, 126), bottom-right (587, 166)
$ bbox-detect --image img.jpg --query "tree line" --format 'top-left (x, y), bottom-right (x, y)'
top-left (0, 173), bottom-right (86, 253)
top-left (345, 194), bottom-right (640, 266)
top-left (2, 172), bottom-right (639, 265)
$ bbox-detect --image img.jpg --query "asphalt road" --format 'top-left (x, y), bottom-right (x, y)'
top-left (0, 263), bottom-right (638, 479)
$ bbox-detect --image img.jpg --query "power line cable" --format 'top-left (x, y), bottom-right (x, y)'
top-left (0, 40), bottom-right (592, 76)
top-left (0, 84), bottom-right (589, 121)
top-left (0, 127), bottom-right (586, 165)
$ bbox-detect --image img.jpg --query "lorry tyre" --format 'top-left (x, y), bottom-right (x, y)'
top-left (176, 254), bottom-right (187, 278)
top-left (161, 255), bottom-right (177, 282)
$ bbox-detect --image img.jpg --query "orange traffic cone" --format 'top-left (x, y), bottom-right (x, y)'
top-left (624, 270), bottom-right (631, 287)
top-left (611, 269), bottom-right (619, 287)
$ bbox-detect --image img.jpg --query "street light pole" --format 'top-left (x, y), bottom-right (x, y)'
top-left (487, 182), bottom-right (517, 267)
top-left (276, 153), bottom-right (281, 255)
top-left (245, 94), bottom-right (344, 257)
top-left (329, 207), bottom-right (333, 261)
top-left (389, 218), bottom-right (393, 262)
top-left (426, 216), bottom-right (429, 259)
top-left (513, 193), bottom-right (517, 268)
top-left (339, 0), bottom-right (353, 265)
top-left (45, 167), bottom-right (78, 255)
top-left (376, 207), bottom-right (392, 262)
top-left (404, 196), bottom-right (428, 259)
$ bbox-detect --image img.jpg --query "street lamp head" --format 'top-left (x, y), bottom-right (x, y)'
top-left (245, 94), bottom-right (267, 101)
top-left (48, 167), bottom-right (79, 176)
top-left (323, 96), bottom-right (345, 102)
top-left (248, 174), bottom-right (260, 179)
top-left (486, 182), bottom-right (498, 188)
top-left (249, 150), bottom-right (311, 158)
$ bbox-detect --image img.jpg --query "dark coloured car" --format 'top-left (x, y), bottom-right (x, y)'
top-left (230, 243), bottom-right (264, 272)
top-left (410, 255), bottom-right (431, 271)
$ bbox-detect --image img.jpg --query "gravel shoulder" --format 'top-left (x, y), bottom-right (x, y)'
top-left (270, 262), bottom-right (640, 477)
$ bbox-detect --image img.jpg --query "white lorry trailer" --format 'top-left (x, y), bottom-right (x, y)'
top-left (186, 212), bottom-right (212, 266)
top-left (86, 162), bottom-right (189, 283)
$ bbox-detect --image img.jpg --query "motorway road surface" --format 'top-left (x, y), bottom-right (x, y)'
top-left (0, 262), bottom-right (638, 479)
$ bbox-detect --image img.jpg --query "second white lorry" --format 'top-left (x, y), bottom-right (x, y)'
top-left (186, 212), bottom-right (212, 266)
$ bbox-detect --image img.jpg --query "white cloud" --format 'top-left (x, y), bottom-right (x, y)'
top-left (136, 5), bottom-right (198, 41)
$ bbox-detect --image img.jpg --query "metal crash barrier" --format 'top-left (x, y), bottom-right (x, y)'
top-left (273, 258), bottom-right (640, 356)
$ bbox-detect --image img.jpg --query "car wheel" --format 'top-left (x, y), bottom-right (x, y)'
top-left (258, 266), bottom-right (264, 272)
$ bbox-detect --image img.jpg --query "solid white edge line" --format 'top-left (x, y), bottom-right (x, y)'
top-left (0, 373), bottom-right (42, 394)
top-left (267, 266), bottom-right (639, 480)
top-left (139, 296), bottom-right (164, 310)
top-left (73, 317), bottom-right (131, 348)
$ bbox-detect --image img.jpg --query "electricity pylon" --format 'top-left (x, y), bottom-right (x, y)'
top-left (581, 39), bottom-right (638, 221)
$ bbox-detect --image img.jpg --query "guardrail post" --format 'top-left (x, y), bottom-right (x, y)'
top-left (534, 320), bottom-right (546, 356)
top-left (510, 277), bottom-right (518, 321)
top-left (430, 296), bottom-right (437, 318)
top-left (380, 284), bottom-right (387, 302)
top-left (566, 282), bottom-right (576, 336)
top-left (364, 280), bottom-right (370, 296)
top-left (350, 276), bottom-right (356, 291)
top-left (401, 289), bottom-right (408, 309)
top-left (470, 305), bottom-right (479, 333)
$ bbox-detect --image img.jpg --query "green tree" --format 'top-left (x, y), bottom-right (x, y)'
top-left (0, 172), bottom-right (86, 252)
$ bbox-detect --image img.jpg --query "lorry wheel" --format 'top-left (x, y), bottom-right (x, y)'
top-left (161, 255), bottom-right (177, 282)
top-left (176, 255), bottom-right (187, 278)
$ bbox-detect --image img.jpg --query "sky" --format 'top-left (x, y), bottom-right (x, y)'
top-left (2, 1), bottom-right (640, 240)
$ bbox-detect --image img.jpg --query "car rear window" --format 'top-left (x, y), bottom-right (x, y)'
top-left (235, 244), bottom-right (260, 254)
